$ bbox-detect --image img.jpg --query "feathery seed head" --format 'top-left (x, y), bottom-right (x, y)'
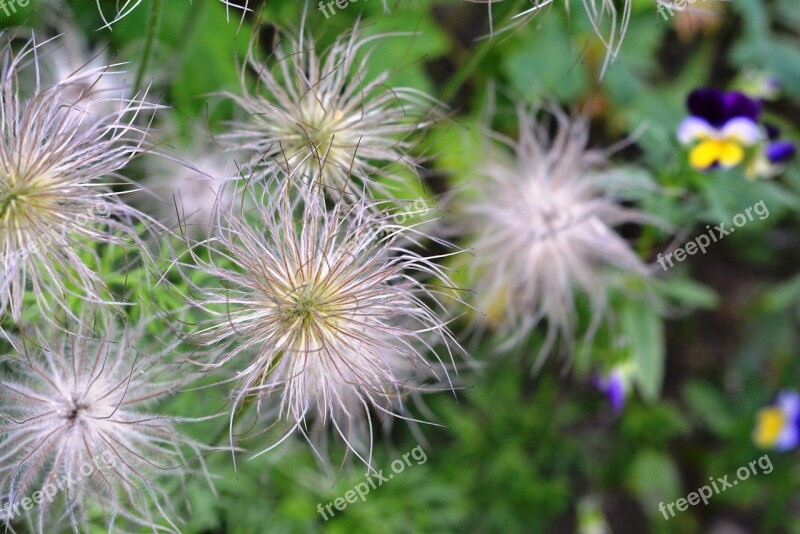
top-left (186, 178), bottom-right (462, 466)
top-left (0, 34), bottom-right (159, 325)
top-left (0, 317), bottom-right (212, 533)
top-left (222, 26), bottom-right (440, 201)
top-left (457, 107), bottom-right (650, 366)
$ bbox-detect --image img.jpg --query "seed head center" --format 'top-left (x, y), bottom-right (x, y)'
top-left (297, 102), bottom-right (347, 152)
top-left (292, 295), bottom-right (319, 320)
top-left (283, 284), bottom-right (335, 330)
top-left (0, 179), bottom-right (25, 220)
top-left (0, 174), bottom-right (54, 224)
top-left (65, 398), bottom-right (90, 423)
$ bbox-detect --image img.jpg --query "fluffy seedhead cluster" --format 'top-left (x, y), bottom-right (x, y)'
top-left (222, 26), bottom-right (439, 201)
top-left (457, 107), bottom-right (650, 368)
top-left (0, 319), bottom-right (212, 533)
top-left (0, 34), bottom-right (157, 325)
top-left (184, 181), bottom-right (461, 467)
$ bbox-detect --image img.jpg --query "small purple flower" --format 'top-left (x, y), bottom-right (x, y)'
top-left (766, 141), bottom-right (796, 164)
top-left (595, 366), bottom-right (630, 414)
top-left (747, 123), bottom-right (797, 178)
top-left (764, 124), bottom-right (796, 163)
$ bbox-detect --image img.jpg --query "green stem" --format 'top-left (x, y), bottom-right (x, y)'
top-left (134, 0), bottom-right (164, 91)
top-left (439, 0), bottom-right (527, 104)
top-left (439, 38), bottom-right (494, 104)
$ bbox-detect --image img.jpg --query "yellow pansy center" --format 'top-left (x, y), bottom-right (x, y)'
top-left (689, 138), bottom-right (745, 170)
top-left (754, 407), bottom-right (785, 448)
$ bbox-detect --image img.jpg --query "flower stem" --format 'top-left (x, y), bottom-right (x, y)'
top-left (134, 0), bottom-right (164, 91)
top-left (439, 0), bottom-right (527, 103)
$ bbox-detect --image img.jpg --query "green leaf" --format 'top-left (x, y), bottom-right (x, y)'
top-left (627, 450), bottom-right (682, 517)
top-left (654, 277), bottom-right (719, 310)
top-left (621, 299), bottom-right (666, 402)
top-left (501, 17), bottom-right (589, 103)
top-left (760, 273), bottom-right (800, 312)
top-left (681, 380), bottom-right (736, 437)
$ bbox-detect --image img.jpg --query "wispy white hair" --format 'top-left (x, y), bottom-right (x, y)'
top-left (0, 315), bottom-right (216, 533)
top-left (455, 106), bottom-right (653, 370)
top-left (221, 23), bottom-right (441, 202)
top-left (0, 33), bottom-right (159, 326)
top-left (92, 0), bottom-right (252, 30)
top-left (140, 128), bottom-right (246, 238)
top-left (180, 174), bottom-right (465, 470)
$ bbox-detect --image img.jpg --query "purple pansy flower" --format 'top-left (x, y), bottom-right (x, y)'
top-left (677, 88), bottom-right (763, 170)
top-left (754, 390), bottom-right (800, 451)
top-left (687, 87), bottom-right (762, 127)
